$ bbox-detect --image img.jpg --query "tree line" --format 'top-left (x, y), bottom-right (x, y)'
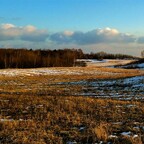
top-left (0, 48), bottom-right (137, 69)
top-left (83, 51), bottom-right (137, 60)
top-left (0, 48), bottom-right (83, 68)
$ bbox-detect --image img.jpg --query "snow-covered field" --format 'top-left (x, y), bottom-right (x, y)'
top-left (0, 59), bottom-right (142, 77)
top-left (120, 62), bottom-right (144, 69)
top-left (0, 68), bottom-right (79, 76)
top-left (78, 59), bottom-right (135, 67)
top-left (0, 68), bottom-right (118, 77)
top-left (59, 76), bottom-right (144, 100)
top-left (0, 59), bottom-right (143, 100)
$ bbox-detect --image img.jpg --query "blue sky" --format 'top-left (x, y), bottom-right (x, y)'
top-left (0, 0), bottom-right (144, 56)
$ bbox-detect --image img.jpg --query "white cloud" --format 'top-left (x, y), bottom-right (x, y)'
top-left (63, 30), bottom-right (74, 36)
top-left (50, 28), bottom-right (136, 45)
top-left (97, 27), bottom-right (119, 36)
top-left (0, 24), bottom-right (138, 44)
top-left (24, 25), bottom-right (37, 32)
top-left (0, 23), bottom-right (49, 42)
top-left (1, 23), bottom-right (15, 29)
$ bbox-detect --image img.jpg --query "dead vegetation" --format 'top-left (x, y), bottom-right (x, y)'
top-left (0, 66), bottom-right (144, 143)
top-left (0, 95), bottom-right (144, 143)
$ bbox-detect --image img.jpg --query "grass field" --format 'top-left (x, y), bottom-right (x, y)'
top-left (0, 60), bottom-right (144, 143)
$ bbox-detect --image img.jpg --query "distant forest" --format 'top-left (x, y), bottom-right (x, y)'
top-left (0, 48), bottom-right (137, 68)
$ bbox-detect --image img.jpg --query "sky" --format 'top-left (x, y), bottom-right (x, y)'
top-left (0, 0), bottom-right (144, 57)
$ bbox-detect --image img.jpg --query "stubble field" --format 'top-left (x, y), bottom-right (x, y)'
top-left (0, 60), bottom-right (144, 144)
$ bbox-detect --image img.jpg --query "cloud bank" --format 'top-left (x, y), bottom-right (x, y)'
top-left (0, 23), bottom-right (143, 46)
top-left (50, 28), bottom-right (136, 45)
top-left (0, 23), bottom-right (48, 42)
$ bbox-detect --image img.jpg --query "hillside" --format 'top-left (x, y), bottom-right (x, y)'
top-left (115, 58), bottom-right (144, 69)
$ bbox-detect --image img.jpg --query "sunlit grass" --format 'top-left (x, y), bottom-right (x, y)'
top-left (0, 66), bottom-right (144, 143)
top-left (0, 95), bottom-right (144, 143)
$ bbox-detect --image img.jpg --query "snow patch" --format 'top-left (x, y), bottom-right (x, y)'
top-left (0, 118), bottom-right (14, 122)
top-left (121, 131), bottom-right (131, 136)
top-left (108, 135), bottom-right (118, 138)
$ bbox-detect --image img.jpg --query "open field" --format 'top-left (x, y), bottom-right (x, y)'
top-left (82, 59), bottom-right (135, 67)
top-left (1, 95), bottom-right (144, 144)
top-left (0, 60), bottom-right (144, 143)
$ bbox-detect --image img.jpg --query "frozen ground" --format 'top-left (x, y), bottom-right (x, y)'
top-left (0, 59), bottom-right (141, 77)
top-left (120, 62), bottom-right (144, 69)
top-left (0, 68), bottom-right (107, 76)
top-left (80, 59), bottom-right (134, 67)
top-left (0, 67), bottom-right (120, 77)
top-left (59, 76), bottom-right (144, 100)
top-left (113, 59), bottom-right (144, 69)
top-left (0, 63), bottom-right (143, 143)
top-left (0, 59), bottom-right (143, 100)
top-left (0, 68), bottom-right (78, 76)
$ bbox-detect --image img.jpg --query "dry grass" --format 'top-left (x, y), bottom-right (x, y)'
top-left (86, 59), bottom-right (135, 67)
top-left (0, 66), bottom-right (143, 80)
top-left (93, 122), bottom-right (109, 142)
top-left (0, 66), bottom-right (144, 143)
top-left (0, 95), bottom-right (144, 143)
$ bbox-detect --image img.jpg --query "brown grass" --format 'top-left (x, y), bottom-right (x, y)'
top-left (0, 95), bottom-right (144, 143)
top-left (0, 67), bottom-right (144, 143)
